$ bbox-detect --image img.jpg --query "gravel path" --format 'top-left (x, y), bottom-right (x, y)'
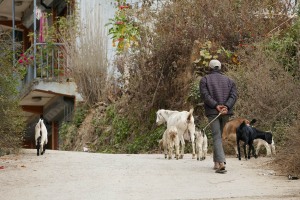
top-left (0, 149), bottom-right (299, 200)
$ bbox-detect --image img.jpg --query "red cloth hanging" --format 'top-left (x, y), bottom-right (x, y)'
top-left (39, 13), bottom-right (47, 43)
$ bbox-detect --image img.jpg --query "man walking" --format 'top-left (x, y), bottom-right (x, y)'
top-left (199, 59), bottom-right (237, 173)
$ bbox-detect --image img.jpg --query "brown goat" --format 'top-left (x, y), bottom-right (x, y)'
top-left (222, 118), bottom-right (250, 156)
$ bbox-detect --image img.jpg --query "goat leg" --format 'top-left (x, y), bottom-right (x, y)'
top-left (234, 146), bottom-right (239, 158)
top-left (191, 141), bottom-right (196, 159)
top-left (179, 140), bottom-right (185, 159)
top-left (163, 143), bottom-right (167, 159)
top-left (168, 144), bottom-right (173, 159)
top-left (43, 144), bottom-right (46, 155)
top-left (251, 144), bottom-right (257, 158)
top-left (247, 144), bottom-right (252, 159)
top-left (196, 142), bottom-right (201, 161)
top-left (41, 143), bottom-right (44, 155)
top-left (175, 140), bottom-right (179, 160)
top-left (243, 143), bottom-right (247, 160)
top-left (36, 143), bottom-right (40, 156)
top-left (237, 140), bottom-right (241, 160)
top-left (202, 148), bottom-right (207, 160)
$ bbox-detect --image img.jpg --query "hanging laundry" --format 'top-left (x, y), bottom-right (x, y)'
top-left (39, 13), bottom-right (48, 43)
top-left (36, 7), bottom-right (42, 20)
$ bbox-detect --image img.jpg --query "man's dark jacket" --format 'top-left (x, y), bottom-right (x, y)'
top-left (199, 69), bottom-right (237, 116)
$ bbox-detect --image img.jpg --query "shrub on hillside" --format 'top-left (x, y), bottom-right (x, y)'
top-left (227, 44), bottom-right (300, 174)
top-left (101, 0), bottom-right (299, 155)
top-left (274, 117), bottom-right (300, 176)
top-left (114, 0), bottom-right (294, 123)
top-left (228, 45), bottom-right (299, 134)
top-left (0, 31), bottom-right (25, 155)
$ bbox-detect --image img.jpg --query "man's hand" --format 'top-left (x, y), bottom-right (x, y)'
top-left (220, 107), bottom-right (228, 115)
top-left (216, 105), bottom-right (228, 115)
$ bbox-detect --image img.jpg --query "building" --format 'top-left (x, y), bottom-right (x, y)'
top-left (0, 0), bottom-right (83, 150)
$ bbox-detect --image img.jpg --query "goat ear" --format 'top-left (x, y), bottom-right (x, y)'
top-left (187, 112), bottom-right (192, 122)
top-left (156, 111), bottom-right (161, 117)
top-left (241, 121), bottom-right (246, 127)
top-left (189, 108), bottom-right (194, 114)
top-left (250, 119), bottom-right (257, 126)
top-left (268, 132), bottom-right (273, 139)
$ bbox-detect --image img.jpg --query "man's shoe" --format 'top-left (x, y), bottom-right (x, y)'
top-left (215, 162), bottom-right (227, 173)
top-left (213, 162), bottom-right (220, 170)
top-left (219, 162), bottom-right (225, 170)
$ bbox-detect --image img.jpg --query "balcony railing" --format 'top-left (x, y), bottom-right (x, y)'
top-left (17, 43), bottom-right (69, 88)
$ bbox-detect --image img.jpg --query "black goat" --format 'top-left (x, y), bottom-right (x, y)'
top-left (236, 120), bottom-right (273, 160)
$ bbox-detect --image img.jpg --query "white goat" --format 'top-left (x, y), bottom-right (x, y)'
top-left (35, 118), bottom-right (48, 156)
top-left (195, 130), bottom-right (208, 161)
top-left (161, 126), bottom-right (180, 160)
top-left (255, 138), bottom-right (276, 156)
top-left (156, 108), bottom-right (196, 159)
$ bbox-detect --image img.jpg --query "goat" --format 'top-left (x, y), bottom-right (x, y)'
top-left (222, 118), bottom-right (276, 157)
top-left (156, 108), bottom-right (196, 159)
top-left (194, 130), bottom-right (208, 161)
top-left (160, 126), bottom-right (180, 160)
top-left (236, 121), bottom-right (273, 160)
top-left (255, 138), bottom-right (276, 156)
top-left (35, 118), bottom-right (48, 156)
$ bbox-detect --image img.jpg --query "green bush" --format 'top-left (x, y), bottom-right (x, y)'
top-left (113, 116), bottom-right (130, 144)
top-left (0, 31), bottom-right (25, 155)
top-left (58, 122), bottom-right (78, 150)
top-left (264, 18), bottom-right (300, 79)
top-left (126, 126), bottom-right (164, 154)
top-left (187, 80), bottom-right (201, 105)
top-left (73, 104), bottom-right (88, 128)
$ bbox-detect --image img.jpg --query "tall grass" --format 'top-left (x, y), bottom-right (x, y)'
top-left (62, 1), bottom-right (109, 106)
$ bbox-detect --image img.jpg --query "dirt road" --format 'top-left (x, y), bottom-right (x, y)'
top-left (0, 149), bottom-right (299, 200)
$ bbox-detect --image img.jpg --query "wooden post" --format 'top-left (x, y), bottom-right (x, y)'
top-left (51, 121), bottom-right (59, 150)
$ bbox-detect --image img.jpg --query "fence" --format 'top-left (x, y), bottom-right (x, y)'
top-left (17, 43), bottom-right (69, 87)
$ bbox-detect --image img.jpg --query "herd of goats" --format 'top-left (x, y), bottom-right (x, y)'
top-left (156, 108), bottom-right (275, 161)
top-left (34, 108), bottom-right (275, 160)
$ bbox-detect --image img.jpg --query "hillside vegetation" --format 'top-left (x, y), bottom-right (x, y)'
top-left (0, 31), bottom-right (25, 156)
top-left (60, 0), bottom-right (300, 176)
